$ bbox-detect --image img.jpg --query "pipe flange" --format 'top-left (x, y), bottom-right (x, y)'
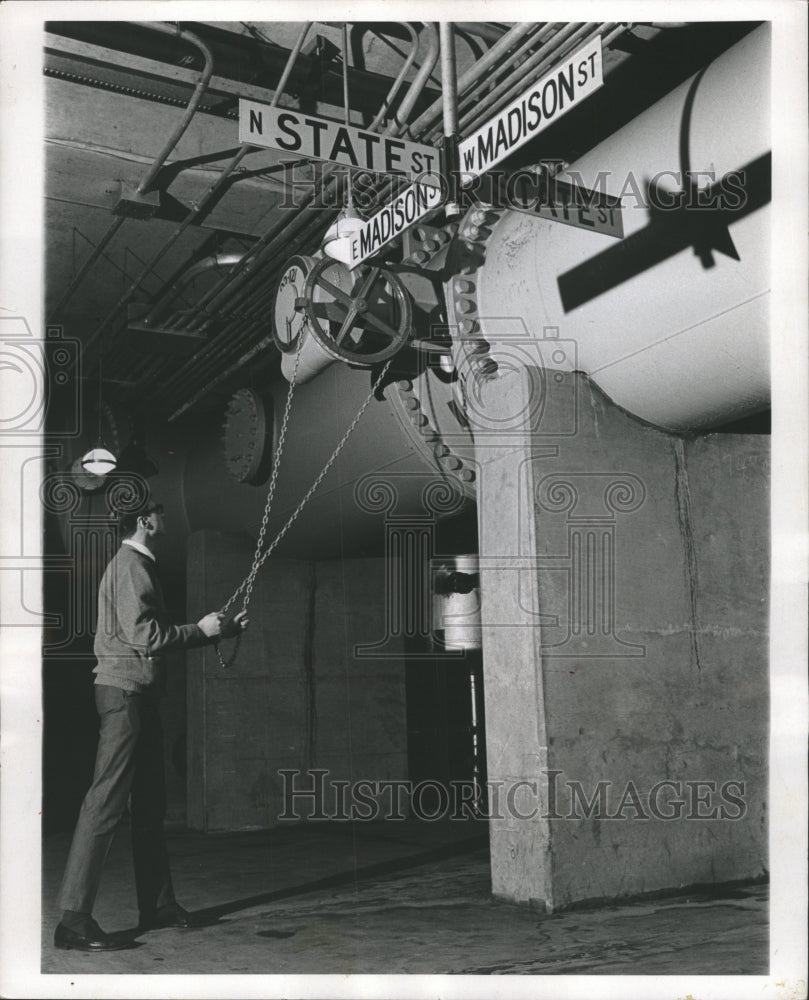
top-left (221, 387), bottom-right (270, 485)
top-left (392, 375), bottom-right (476, 488)
top-left (385, 220), bottom-right (477, 493)
top-left (444, 203), bottom-right (506, 386)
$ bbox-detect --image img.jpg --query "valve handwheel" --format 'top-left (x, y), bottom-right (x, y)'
top-left (297, 258), bottom-right (412, 365)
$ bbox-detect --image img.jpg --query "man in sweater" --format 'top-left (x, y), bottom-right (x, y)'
top-left (54, 499), bottom-right (248, 952)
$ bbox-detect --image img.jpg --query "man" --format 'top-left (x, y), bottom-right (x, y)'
top-left (54, 499), bottom-right (248, 952)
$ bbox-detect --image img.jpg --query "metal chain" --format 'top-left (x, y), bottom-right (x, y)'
top-left (213, 354), bottom-right (394, 668)
top-left (212, 332), bottom-right (304, 668)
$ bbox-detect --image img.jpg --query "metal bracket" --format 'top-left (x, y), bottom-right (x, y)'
top-left (113, 182), bottom-right (161, 219)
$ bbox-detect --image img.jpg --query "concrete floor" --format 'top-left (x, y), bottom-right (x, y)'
top-left (42, 819), bottom-right (768, 975)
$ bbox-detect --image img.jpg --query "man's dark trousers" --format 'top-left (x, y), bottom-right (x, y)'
top-left (58, 684), bottom-right (176, 917)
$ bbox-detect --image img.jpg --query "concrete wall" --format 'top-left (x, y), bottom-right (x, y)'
top-left (312, 559), bottom-right (409, 816)
top-left (475, 369), bottom-right (769, 909)
top-left (186, 530), bottom-right (407, 830)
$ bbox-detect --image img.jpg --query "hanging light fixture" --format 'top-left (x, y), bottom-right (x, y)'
top-left (80, 446), bottom-right (117, 476)
top-left (81, 357), bottom-right (117, 478)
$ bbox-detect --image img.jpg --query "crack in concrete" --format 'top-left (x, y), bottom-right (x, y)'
top-left (673, 440), bottom-right (703, 673)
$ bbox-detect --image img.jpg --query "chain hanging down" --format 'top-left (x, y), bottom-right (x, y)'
top-left (213, 349), bottom-right (394, 668)
top-left (212, 331), bottom-right (304, 667)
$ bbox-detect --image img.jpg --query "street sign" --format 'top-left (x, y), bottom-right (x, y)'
top-left (459, 37), bottom-right (604, 183)
top-left (500, 173), bottom-right (623, 237)
top-left (347, 181), bottom-right (444, 268)
top-left (239, 101), bottom-right (441, 184)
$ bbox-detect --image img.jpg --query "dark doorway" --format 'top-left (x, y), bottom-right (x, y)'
top-left (405, 649), bottom-right (487, 817)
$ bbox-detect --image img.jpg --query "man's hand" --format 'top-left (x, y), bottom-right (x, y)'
top-left (197, 612), bottom-right (224, 639)
top-left (221, 610), bottom-right (250, 638)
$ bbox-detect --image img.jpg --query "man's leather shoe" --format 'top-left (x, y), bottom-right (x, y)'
top-left (138, 902), bottom-right (195, 931)
top-left (54, 919), bottom-right (135, 952)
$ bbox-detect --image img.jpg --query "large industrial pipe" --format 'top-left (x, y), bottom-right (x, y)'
top-left (454, 24), bottom-right (770, 432)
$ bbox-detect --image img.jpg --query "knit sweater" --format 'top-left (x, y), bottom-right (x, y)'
top-left (93, 544), bottom-right (209, 694)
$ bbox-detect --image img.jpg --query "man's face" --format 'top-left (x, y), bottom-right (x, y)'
top-left (143, 503), bottom-right (166, 538)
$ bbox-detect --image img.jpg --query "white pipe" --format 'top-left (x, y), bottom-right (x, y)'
top-left (440, 22), bottom-right (459, 137)
top-left (468, 24), bottom-right (771, 432)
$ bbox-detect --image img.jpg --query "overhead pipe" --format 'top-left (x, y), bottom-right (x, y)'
top-left (366, 22), bottom-right (420, 130)
top-left (454, 22), bottom-right (510, 42)
top-left (481, 21), bottom-right (626, 119)
top-left (386, 22), bottom-right (441, 132)
top-left (440, 23), bottom-right (459, 136)
top-left (134, 22), bottom-right (215, 194)
top-left (408, 21), bottom-right (538, 136)
top-left (454, 23), bottom-right (601, 132)
top-left (368, 21), bottom-right (545, 208)
top-left (439, 22), bottom-right (461, 216)
top-left (83, 22), bottom-right (314, 356)
top-left (47, 22), bottom-right (214, 323)
top-left (140, 252), bottom-right (246, 326)
top-left (454, 22), bottom-right (619, 136)
top-left (450, 22), bottom-right (565, 125)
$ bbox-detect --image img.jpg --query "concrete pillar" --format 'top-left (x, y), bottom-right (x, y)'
top-left (474, 368), bottom-right (768, 909)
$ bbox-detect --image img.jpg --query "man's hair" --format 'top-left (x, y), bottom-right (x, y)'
top-left (114, 500), bottom-right (156, 539)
